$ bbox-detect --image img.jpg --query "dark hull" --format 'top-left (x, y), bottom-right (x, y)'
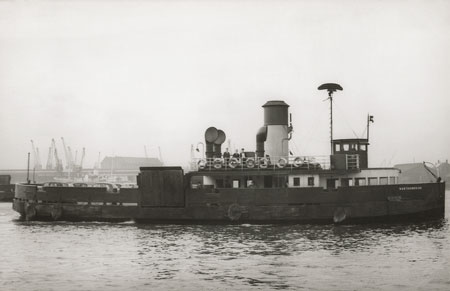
top-left (12, 182), bottom-right (445, 224)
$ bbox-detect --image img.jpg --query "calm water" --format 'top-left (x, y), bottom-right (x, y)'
top-left (1, 193), bottom-right (449, 291)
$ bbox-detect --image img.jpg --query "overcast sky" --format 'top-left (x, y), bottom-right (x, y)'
top-left (0, 0), bottom-right (449, 169)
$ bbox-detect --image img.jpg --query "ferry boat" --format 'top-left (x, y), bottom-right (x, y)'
top-left (0, 175), bottom-right (14, 202)
top-left (12, 84), bottom-right (445, 223)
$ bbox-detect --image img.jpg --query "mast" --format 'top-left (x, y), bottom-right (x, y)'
top-left (318, 83), bottom-right (343, 154)
top-left (367, 114), bottom-right (374, 141)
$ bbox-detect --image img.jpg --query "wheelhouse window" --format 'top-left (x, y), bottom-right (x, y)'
top-left (343, 144), bottom-right (349, 151)
top-left (335, 144), bottom-right (341, 152)
top-left (379, 177), bottom-right (388, 185)
top-left (308, 177), bottom-right (315, 186)
top-left (390, 177), bottom-right (396, 184)
top-left (293, 177), bottom-right (300, 187)
top-left (360, 144), bottom-right (367, 151)
top-left (368, 177), bottom-right (378, 185)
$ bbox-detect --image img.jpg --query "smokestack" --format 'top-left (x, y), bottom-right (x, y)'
top-left (261, 101), bottom-right (290, 158)
top-left (256, 126), bottom-right (267, 157)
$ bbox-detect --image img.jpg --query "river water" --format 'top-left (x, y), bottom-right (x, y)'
top-left (1, 193), bottom-right (449, 291)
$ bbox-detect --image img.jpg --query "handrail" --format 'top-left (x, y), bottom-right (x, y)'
top-left (193, 155), bottom-right (331, 171)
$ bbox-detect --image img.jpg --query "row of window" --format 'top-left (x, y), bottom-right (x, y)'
top-left (333, 176), bottom-right (397, 188)
top-left (292, 177), bottom-right (315, 187)
top-left (335, 143), bottom-right (367, 152)
top-left (192, 175), bottom-right (398, 189)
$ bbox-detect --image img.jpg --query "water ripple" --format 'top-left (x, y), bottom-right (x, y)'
top-left (1, 194), bottom-right (449, 290)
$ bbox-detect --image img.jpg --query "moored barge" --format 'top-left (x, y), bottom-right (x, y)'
top-left (0, 175), bottom-right (14, 202)
top-left (12, 84), bottom-right (446, 223)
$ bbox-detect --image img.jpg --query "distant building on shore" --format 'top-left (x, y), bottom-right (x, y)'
top-left (101, 156), bottom-right (163, 170)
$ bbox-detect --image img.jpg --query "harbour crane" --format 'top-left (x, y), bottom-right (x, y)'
top-left (52, 138), bottom-right (63, 171)
top-left (36, 147), bottom-right (42, 170)
top-left (46, 146), bottom-right (53, 170)
top-left (30, 140), bottom-right (42, 170)
top-left (61, 137), bottom-right (73, 170)
top-left (68, 146), bottom-right (74, 170)
top-left (80, 148), bottom-right (86, 169)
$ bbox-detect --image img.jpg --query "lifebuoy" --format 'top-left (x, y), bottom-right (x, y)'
top-left (259, 158), bottom-right (269, 169)
top-left (198, 159), bottom-right (207, 170)
top-left (293, 157), bottom-right (303, 167)
top-left (246, 158), bottom-right (255, 168)
top-left (229, 158), bottom-right (239, 169)
top-left (213, 158), bottom-right (222, 169)
top-left (51, 205), bottom-right (63, 221)
top-left (276, 158), bottom-right (288, 168)
top-left (333, 207), bottom-right (347, 223)
top-left (227, 203), bottom-right (242, 221)
top-left (25, 203), bottom-right (37, 221)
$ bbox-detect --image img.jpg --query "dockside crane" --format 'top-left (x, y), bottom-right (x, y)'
top-left (36, 147), bottom-right (42, 170)
top-left (30, 140), bottom-right (42, 170)
top-left (52, 138), bottom-right (63, 172)
top-left (68, 146), bottom-right (74, 169)
top-left (61, 137), bottom-right (73, 170)
top-left (80, 148), bottom-right (86, 169)
top-left (46, 145), bottom-right (54, 170)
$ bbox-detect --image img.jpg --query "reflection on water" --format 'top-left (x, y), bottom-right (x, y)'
top-left (0, 193), bottom-right (449, 290)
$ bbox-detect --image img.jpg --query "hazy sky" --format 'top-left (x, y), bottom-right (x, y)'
top-left (0, 0), bottom-right (449, 169)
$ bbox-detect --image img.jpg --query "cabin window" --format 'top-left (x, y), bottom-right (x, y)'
top-left (293, 177), bottom-right (300, 187)
top-left (246, 179), bottom-right (255, 188)
top-left (355, 178), bottom-right (366, 186)
top-left (343, 144), bottom-right (349, 151)
top-left (326, 179), bottom-right (337, 189)
top-left (308, 177), bottom-right (315, 186)
top-left (368, 177), bottom-right (378, 185)
top-left (390, 177), bottom-right (396, 184)
top-left (335, 144), bottom-right (341, 152)
top-left (273, 176), bottom-right (287, 188)
top-left (379, 177), bottom-right (388, 185)
top-left (232, 180), bottom-right (240, 188)
top-left (350, 144), bottom-right (356, 151)
top-left (360, 144), bottom-right (367, 151)
top-left (341, 178), bottom-right (353, 187)
top-left (223, 179), bottom-right (232, 188)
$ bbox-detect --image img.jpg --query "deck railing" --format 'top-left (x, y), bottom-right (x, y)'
top-left (192, 155), bottom-right (331, 171)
